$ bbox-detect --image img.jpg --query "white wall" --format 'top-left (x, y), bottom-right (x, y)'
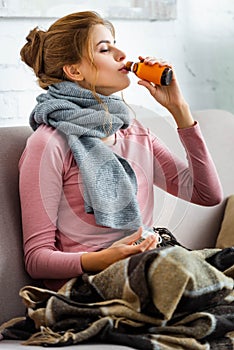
top-left (1, 0), bottom-right (234, 126)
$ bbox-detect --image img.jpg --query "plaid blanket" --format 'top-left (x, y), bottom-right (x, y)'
top-left (1, 246), bottom-right (234, 349)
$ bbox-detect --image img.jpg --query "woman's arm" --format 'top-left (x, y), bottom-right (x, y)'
top-left (19, 127), bottom-right (86, 280)
top-left (151, 123), bottom-right (223, 206)
top-left (137, 57), bottom-right (222, 205)
top-left (81, 228), bottom-right (157, 272)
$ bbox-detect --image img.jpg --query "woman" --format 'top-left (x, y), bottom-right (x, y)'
top-left (19, 11), bottom-right (222, 291)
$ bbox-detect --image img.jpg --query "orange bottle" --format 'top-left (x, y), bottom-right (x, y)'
top-left (125, 60), bottom-right (173, 86)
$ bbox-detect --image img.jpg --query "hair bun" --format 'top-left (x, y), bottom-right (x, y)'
top-left (20, 27), bottom-right (46, 76)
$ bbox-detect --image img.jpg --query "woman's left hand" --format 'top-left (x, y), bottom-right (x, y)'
top-left (137, 56), bottom-right (195, 128)
top-left (137, 56), bottom-right (182, 108)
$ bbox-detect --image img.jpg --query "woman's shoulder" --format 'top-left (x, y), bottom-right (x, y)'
top-left (19, 125), bottom-right (70, 168)
top-left (19, 124), bottom-right (72, 174)
top-left (26, 124), bottom-right (68, 151)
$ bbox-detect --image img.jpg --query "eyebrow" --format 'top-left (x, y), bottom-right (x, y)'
top-left (96, 39), bottom-right (116, 46)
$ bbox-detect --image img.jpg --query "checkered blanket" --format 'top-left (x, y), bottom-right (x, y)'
top-left (1, 246), bottom-right (234, 349)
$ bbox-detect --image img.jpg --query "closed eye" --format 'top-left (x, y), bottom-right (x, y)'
top-left (97, 39), bottom-right (116, 53)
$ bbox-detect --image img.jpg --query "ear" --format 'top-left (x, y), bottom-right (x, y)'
top-left (63, 64), bottom-right (84, 81)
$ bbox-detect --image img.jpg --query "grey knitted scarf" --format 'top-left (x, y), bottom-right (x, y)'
top-left (30, 81), bottom-right (142, 230)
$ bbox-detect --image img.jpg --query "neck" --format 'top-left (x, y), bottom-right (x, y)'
top-left (101, 134), bottom-right (115, 145)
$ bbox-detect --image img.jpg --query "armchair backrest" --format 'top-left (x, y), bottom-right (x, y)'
top-left (133, 106), bottom-right (234, 249)
top-left (0, 126), bottom-right (33, 324)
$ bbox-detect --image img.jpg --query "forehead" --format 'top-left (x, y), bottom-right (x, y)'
top-left (91, 24), bottom-right (114, 45)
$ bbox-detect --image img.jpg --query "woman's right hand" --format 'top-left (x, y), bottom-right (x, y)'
top-left (81, 227), bottom-right (158, 273)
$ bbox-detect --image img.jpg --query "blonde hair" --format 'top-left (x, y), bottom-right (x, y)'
top-left (20, 11), bottom-right (115, 90)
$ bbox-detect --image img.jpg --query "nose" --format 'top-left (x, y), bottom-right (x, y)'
top-left (114, 47), bottom-right (126, 62)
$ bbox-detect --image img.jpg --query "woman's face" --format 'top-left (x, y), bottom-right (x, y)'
top-left (77, 24), bottom-right (130, 95)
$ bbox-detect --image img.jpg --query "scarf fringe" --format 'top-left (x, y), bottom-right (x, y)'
top-left (22, 326), bottom-right (64, 346)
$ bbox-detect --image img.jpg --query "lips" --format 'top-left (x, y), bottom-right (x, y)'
top-left (119, 65), bottom-right (128, 72)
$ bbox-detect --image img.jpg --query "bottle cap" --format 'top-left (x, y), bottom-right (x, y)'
top-left (161, 67), bottom-right (173, 86)
top-left (125, 61), bottom-right (134, 71)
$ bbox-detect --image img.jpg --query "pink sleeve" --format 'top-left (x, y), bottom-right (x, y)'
top-left (152, 122), bottom-right (223, 205)
top-left (19, 127), bottom-right (84, 281)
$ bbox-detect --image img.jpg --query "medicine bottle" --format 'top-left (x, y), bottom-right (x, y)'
top-left (125, 60), bottom-right (173, 86)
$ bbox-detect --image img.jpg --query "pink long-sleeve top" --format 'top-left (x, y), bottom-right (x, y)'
top-left (19, 119), bottom-right (222, 291)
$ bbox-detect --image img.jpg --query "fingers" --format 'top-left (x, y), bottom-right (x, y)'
top-left (137, 79), bottom-right (160, 98)
top-left (119, 226), bottom-right (157, 249)
top-left (134, 234), bottom-right (158, 252)
top-left (138, 55), bottom-right (172, 68)
top-left (137, 79), bottom-right (156, 90)
top-left (112, 227), bottom-right (159, 253)
top-left (112, 227), bottom-right (143, 246)
top-left (127, 227), bottom-right (143, 244)
top-left (147, 235), bottom-right (159, 250)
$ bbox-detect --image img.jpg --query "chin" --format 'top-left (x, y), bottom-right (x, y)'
top-left (117, 80), bottom-right (131, 93)
top-left (96, 80), bottom-right (131, 96)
